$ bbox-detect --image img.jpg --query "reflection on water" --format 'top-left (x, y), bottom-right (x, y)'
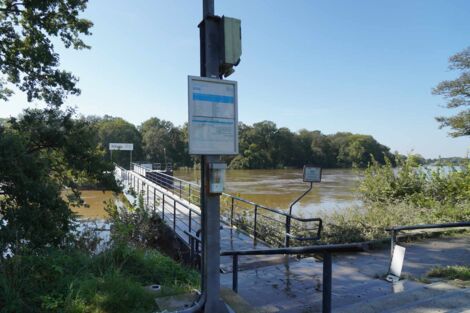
top-left (174, 168), bottom-right (363, 216)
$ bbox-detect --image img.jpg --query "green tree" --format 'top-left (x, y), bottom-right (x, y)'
top-left (0, 108), bottom-right (118, 254)
top-left (141, 118), bottom-right (177, 164)
top-left (433, 47), bottom-right (470, 137)
top-left (0, 0), bottom-right (92, 106)
top-left (93, 116), bottom-right (142, 169)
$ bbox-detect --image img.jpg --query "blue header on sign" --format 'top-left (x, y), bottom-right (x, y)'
top-left (193, 93), bottom-right (234, 104)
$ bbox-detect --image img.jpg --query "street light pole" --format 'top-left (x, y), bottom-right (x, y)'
top-left (199, 1), bottom-right (229, 312)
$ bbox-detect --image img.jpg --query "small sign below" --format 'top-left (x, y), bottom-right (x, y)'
top-left (386, 244), bottom-right (406, 283)
top-left (109, 143), bottom-right (134, 151)
top-left (303, 166), bottom-right (322, 183)
top-left (188, 76), bottom-right (238, 155)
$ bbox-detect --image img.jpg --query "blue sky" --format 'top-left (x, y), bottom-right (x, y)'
top-left (1, 0), bottom-right (469, 158)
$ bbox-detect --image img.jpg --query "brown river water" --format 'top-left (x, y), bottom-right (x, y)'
top-left (74, 169), bottom-right (362, 219)
top-left (175, 168), bottom-right (362, 217)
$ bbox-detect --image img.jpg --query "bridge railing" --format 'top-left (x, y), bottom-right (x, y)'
top-left (116, 166), bottom-right (202, 246)
top-left (140, 169), bottom-right (322, 247)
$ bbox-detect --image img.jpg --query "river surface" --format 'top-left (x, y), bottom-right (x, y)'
top-left (174, 168), bottom-right (363, 217)
top-left (73, 169), bottom-right (363, 219)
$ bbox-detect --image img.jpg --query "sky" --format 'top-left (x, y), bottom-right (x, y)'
top-left (1, 0), bottom-right (470, 158)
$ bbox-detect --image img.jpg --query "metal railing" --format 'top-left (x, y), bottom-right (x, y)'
top-left (135, 168), bottom-right (322, 247)
top-left (386, 221), bottom-right (470, 258)
top-left (115, 166), bottom-right (202, 247)
top-left (220, 243), bottom-right (365, 313)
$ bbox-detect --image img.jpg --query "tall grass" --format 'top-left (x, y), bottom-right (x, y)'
top-left (0, 245), bottom-right (199, 313)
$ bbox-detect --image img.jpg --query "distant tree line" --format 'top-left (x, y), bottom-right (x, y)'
top-left (86, 116), bottom-right (396, 169)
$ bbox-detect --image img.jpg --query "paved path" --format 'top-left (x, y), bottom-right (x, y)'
top-left (220, 235), bottom-right (470, 312)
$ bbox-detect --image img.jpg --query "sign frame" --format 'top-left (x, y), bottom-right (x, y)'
top-left (303, 165), bottom-right (322, 183)
top-left (188, 76), bottom-right (239, 155)
top-left (109, 143), bottom-right (134, 151)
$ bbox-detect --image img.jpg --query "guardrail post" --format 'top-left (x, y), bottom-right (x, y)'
top-left (173, 199), bottom-right (177, 231)
top-left (188, 185), bottom-right (192, 204)
top-left (162, 194), bottom-right (165, 220)
top-left (285, 215), bottom-right (291, 247)
top-left (390, 229), bottom-right (397, 259)
top-left (189, 210), bottom-right (192, 233)
top-left (232, 254), bottom-right (239, 293)
top-left (253, 205), bottom-right (258, 243)
top-left (230, 197), bottom-right (235, 228)
top-left (322, 252), bottom-right (332, 313)
top-left (146, 185), bottom-right (149, 209)
top-left (179, 181), bottom-right (183, 198)
top-left (153, 187), bottom-right (157, 214)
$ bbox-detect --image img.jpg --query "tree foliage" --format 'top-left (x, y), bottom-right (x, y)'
top-left (230, 121), bottom-right (394, 169)
top-left (0, 0), bottom-right (92, 106)
top-left (139, 117), bottom-right (191, 167)
top-left (433, 47), bottom-right (470, 137)
top-left (90, 116), bottom-right (143, 169)
top-left (0, 108), bottom-right (118, 254)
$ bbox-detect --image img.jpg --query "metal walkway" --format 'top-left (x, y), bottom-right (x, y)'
top-left (114, 164), bottom-right (322, 270)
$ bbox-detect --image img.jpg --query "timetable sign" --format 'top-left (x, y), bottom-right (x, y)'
top-left (188, 76), bottom-right (239, 155)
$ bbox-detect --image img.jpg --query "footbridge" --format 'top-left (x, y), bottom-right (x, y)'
top-left (114, 163), bottom-right (323, 270)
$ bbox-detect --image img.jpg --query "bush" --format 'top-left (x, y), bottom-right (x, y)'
top-left (321, 157), bottom-right (470, 243)
top-left (0, 245), bottom-right (199, 313)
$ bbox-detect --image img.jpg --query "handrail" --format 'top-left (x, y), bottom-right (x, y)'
top-left (148, 170), bottom-right (323, 246)
top-left (221, 243), bottom-right (365, 313)
top-left (386, 221), bottom-right (470, 232)
top-left (221, 243), bottom-right (365, 256)
top-left (386, 221), bottom-right (470, 259)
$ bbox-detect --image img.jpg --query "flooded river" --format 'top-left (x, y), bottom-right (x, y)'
top-left (175, 168), bottom-right (363, 216)
top-left (74, 169), bottom-right (363, 219)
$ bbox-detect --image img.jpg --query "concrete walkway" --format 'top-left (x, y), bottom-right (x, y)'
top-left (220, 235), bottom-right (470, 312)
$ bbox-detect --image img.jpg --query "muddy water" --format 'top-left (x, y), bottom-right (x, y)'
top-left (71, 190), bottom-right (115, 219)
top-left (73, 169), bottom-right (362, 219)
top-left (174, 168), bottom-right (363, 216)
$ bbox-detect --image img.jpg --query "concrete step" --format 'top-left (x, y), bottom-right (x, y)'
top-left (336, 282), bottom-right (466, 313)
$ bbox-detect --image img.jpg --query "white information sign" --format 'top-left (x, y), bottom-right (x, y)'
top-left (109, 143), bottom-right (134, 151)
top-left (303, 166), bottom-right (322, 182)
top-left (188, 76), bottom-right (238, 155)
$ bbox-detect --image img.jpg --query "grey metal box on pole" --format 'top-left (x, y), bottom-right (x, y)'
top-left (220, 16), bottom-right (241, 78)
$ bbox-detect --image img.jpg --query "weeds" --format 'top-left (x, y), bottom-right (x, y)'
top-left (0, 245), bottom-right (199, 313)
top-left (427, 265), bottom-right (470, 281)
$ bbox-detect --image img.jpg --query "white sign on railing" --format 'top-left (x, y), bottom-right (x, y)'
top-left (188, 76), bottom-right (238, 155)
top-left (109, 143), bottom-right (134, 151)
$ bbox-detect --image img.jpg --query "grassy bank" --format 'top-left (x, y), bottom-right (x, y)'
top-left (321, 157), bottom-right (470, 243)
top-left (0, 245), bottom-right (198, 313)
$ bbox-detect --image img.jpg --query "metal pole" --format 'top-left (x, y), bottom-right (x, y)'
top-left (232, 254), bottom-right (238, 293)
top-left (322, 252), bottom-right (332, 313)
top-left (200, 1), bottom-right (228, 311)
top-left (285, 215), bottom-right (291, 247)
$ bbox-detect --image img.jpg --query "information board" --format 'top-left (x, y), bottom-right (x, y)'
top-left (188, 76), bottom-right (238, 155)
top-left (303, 166), bottom-right (322, 182)
top-left (109, 143), bottom-right (134, 151)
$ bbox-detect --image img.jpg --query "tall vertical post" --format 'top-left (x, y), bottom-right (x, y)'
top-left (199, 1), bottom-right (228, 312)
